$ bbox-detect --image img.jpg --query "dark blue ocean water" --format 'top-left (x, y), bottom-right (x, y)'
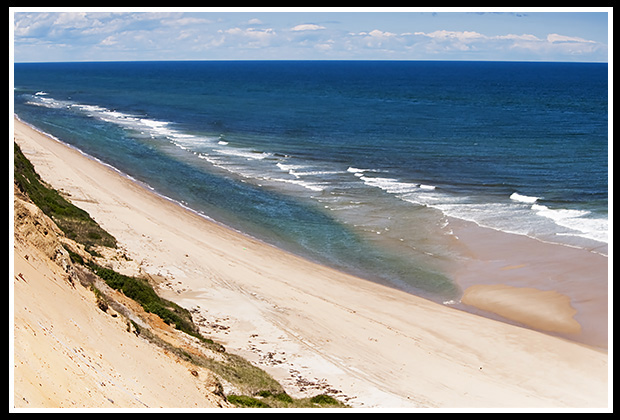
top-left (13, 61), bottom-right (609, 301)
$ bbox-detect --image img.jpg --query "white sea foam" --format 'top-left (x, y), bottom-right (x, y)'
top-left (270, 178), bottom-right (327, 192)
top-left (347, 167), bottom-right (381, 175)
top-left (510, 192), bottom-right (540, 203)
top-left (531, 204), bottom-right (589, 220)
top-left (26, 95), bottom-right (65, 109)
top-left (360, 176), bottom-right (420, 195)
top-left (31, 94), bottom-right (218, 152)
top-left (277, 163), bottom-right (308, 177)
top-left (360, 176), bottom-right (437, 200)
top-left (356, 169), bottom-right (607, 249)
top-left (277, 163), bottom-right (341, 180)
top-left (215, 147), bottom-right (270, 160)
top-left (69, 101), bottom-right (180, 141)
top-left (531, 204), bottom-right (607, 243)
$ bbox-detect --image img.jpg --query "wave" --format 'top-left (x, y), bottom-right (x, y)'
top-left (25, 95), bottom-right (64, 109)
top-left (346, 167), bottom-right (382, 176)
top-left (360, 176), bottom-right (419, 195)
top-left (214, 148), bottom-right (271, 161)
top-left (358, 172), bottom-right (607, 249)
top-left (347, 167), bottom-right (368, 174)
top-left (360, 175), bottom-right (438, 198)
top-left (278, 163), bottom-right (341, 179)
top-left (269, 178), bottom-right (327, 192)
top-left (26, 93), bottom-right (181, 141)
top-left (531, 204), bottom-right (607, 244)
top-left (510, 192), bottom-right (540, 203)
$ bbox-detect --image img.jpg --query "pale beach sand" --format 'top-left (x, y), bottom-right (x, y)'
top-left (12, 118), bottom-right (609, 409)
top-left (13, 201), bottom-right (230, 409)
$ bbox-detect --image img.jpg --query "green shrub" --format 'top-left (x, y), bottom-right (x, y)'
top-left (227, 395), bottom-right (270, 408)
top-left (255, 391), bottom-right (293, 403)
top-left (273, 392), bottom-right (294, 403)
top-left (310, 394), bottom-right (341, 405)
top-left (89, 264), bottom-right (197, 336)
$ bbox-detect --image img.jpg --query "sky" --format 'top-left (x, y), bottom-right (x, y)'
top-left (11, 8), bottom-right (611, 63)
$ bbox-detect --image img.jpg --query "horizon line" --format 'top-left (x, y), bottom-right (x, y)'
top-left (13, 58), bottom-right (609, 65)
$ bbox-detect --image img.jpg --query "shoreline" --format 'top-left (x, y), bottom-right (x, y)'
top-left (13, 116), bottom-right (609, 349)
top-left (12, 117), bottom-right (609, 408)
top-left (446, 216), bottom-right (608, 349)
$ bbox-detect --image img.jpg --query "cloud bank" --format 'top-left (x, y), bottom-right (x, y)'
top-left (12, 11), bottom-right (608, 62)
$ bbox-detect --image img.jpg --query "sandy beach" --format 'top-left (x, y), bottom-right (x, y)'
top-left (12, 117), bottom-right (609, 409)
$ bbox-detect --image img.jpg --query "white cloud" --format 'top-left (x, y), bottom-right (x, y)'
top-left (496, 33), bottom-right (540, 41)
top-left (415, 30), bottom-right (486, 41)
top-left (100, 35), bottom-right (118, 46)
top-left (405, 29), bottom-right (605, 60)
top-left (368, 29), bottom-right (396, 38)
top-left (409, 30), bottom-right (487, 54)
top-left (352, 29), bottom-right (396, 37)
top-left (315, 39), bottom-right (334, 52)
top-left (222, 27), bottom-right (276, 38)
top-left (218, 27), bottom-right (278, 49)
top-left (14, 13), bottom-right (54, 37)
top-left (547, 33), bottom-right (595, 44)
top-left (290, 24), bottom-right (326, 32)
top-left (160, 16), bottom-right (213, 27)
top-left (53, 12), bottom-right (93, 29)
top-left (346, 29), bottom-right (401, 52)
top-left (491, 32), bottom-right (602, 58)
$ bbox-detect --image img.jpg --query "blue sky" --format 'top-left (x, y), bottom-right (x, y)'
top-left (11, 8), bottom-right (611, 62)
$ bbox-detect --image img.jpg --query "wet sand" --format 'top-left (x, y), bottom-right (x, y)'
top-left (449, 218), bottom-right (608, 349)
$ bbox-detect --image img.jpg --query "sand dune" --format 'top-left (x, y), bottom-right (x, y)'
top-left (13, 184), bottom-right (230, 409)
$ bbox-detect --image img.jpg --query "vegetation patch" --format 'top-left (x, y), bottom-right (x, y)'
top-left (14, 142), bottom-right (116, 249)
top-left (310, 394), bottom-right (344, 406)
top-left (87, 263), bottom-right (199, 337)
top-left (227, 395), bottom-right (271, 408)
top-left (226, 391), bottom-right (346, 409)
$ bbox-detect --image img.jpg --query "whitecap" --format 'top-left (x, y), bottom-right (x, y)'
top-left (269, 178), bottom-right (326, 192)
top-left (360, 176), bottom-right (419, 195)
top-left (26, 95), bottom-right (66, 109)
top-left (277, 162), bottom-right (308, 177)
top-left (510, 192), bottom-right (539, 204)
top-left (347, 166), bottom-right (381, 174)
top-left (531, 204), bottom-right (607, 242)
top-left (215, 148), bottom-right (270, 160)
top-left (531, 204), bottom-right (590, 220)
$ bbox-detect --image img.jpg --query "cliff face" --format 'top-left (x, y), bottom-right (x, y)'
top-left (14, 185), bottom-right (69, 272)
top-left (13, 185), bottom-right (231, 409)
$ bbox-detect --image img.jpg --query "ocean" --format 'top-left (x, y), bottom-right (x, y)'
top-left (13, 60), bottom-right (609, 302)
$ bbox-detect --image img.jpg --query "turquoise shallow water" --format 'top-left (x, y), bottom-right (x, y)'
top-left (13, 60), bottom-right (609, 301)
